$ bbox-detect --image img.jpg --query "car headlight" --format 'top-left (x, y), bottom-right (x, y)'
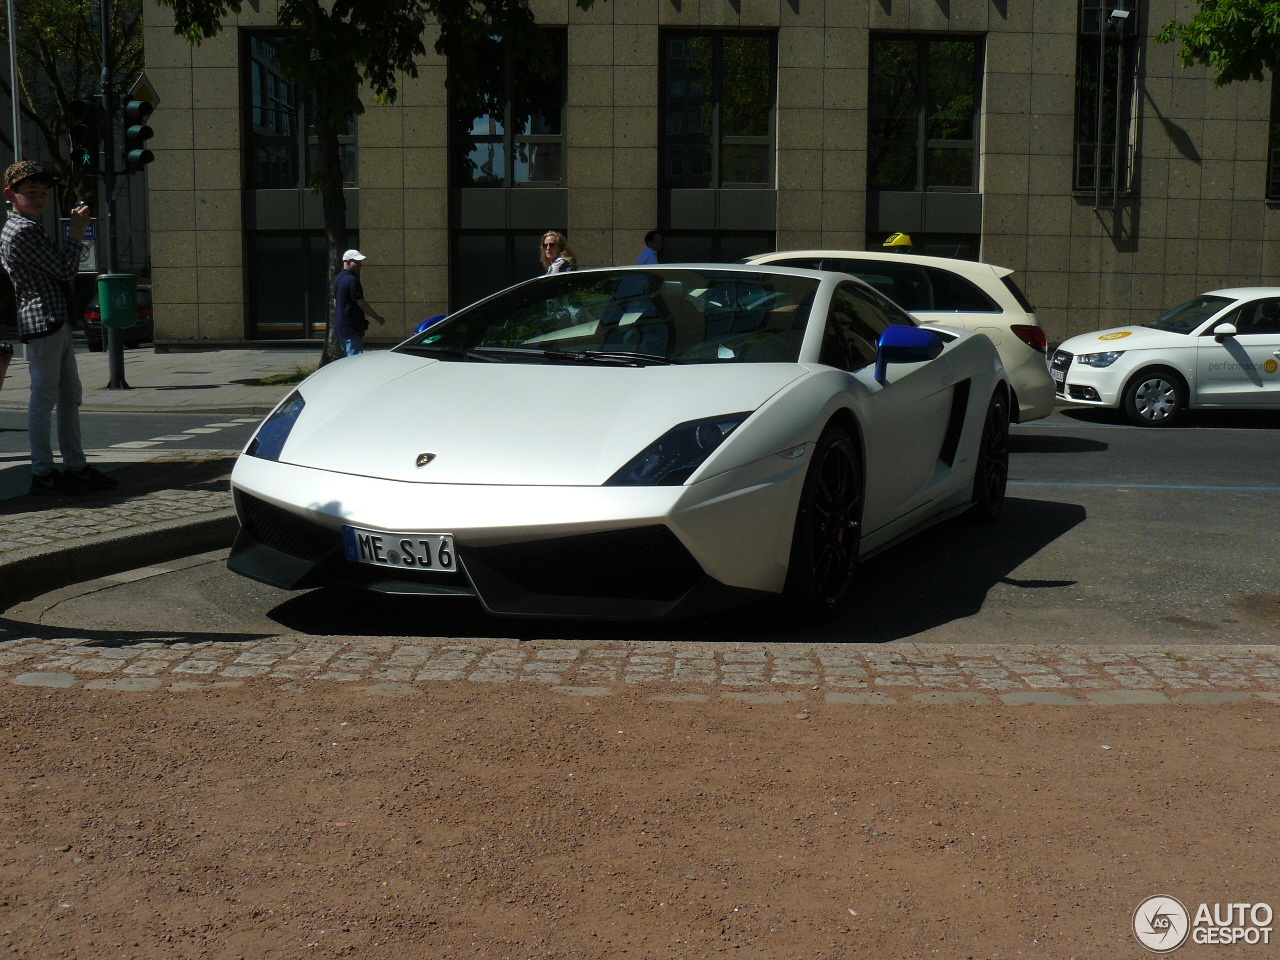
top-left (606, 412), bottom-right (752, 486)
top-left (1077, 351), bottom-right (1125, 368)
top-left (246, 391), bottom-right (305, 461)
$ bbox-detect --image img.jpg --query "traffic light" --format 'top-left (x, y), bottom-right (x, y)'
top-left (67, 98), bottom-right (99, 175)
top-left (122, 99), bottom-right (154, 173)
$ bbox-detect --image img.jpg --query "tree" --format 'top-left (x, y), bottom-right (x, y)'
top-left (1157, 0), bottom-right (1280, 86)
top-left (156, 0), bottom-right (601, 364)
top-left (0, 0), bottom-right (144, 211)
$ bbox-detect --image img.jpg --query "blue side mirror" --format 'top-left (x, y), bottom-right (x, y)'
top-left (416, 313), bottom-right (447, 334)
top-left (875, 324), bottom-right (944, 384)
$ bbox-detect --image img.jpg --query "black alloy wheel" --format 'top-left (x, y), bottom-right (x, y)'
top-left (969, 390), bottom-right (1009, 523)
top-left (784, 424), bottom-right (863, 618)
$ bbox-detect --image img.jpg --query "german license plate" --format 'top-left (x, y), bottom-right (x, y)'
top-left (1051, 367), bottom-right (1065, 385)
top-left (342, 526), bottom-right (457, 573)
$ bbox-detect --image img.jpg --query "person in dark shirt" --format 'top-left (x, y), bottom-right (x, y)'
top-left (331, 249), bottom-right (386, 356)
top-left (0, 160), bottom-right (118, 496)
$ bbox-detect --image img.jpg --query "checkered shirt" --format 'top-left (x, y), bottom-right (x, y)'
top-left (0, 210), bottom-right (83, 342)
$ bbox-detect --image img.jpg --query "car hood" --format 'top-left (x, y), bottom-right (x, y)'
top-left (280, 352), bottom-right (804, 485)
top-left (1058, 325), bottom-right (1185, 354)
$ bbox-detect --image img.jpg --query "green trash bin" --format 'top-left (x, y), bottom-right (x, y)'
top-left (97, 273), bottom-right (138, 329)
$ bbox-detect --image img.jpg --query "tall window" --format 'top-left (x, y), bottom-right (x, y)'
top-left (868, 35), bottom-right (982, 192)
top-left (246, 33), bottom-right (357, 189)
top-left (661, 32), bottom-right (776, 188)
top-left (450, 31), bottom-right (566, 186)
top-left (1073, 0), bottom-right (1139, 196)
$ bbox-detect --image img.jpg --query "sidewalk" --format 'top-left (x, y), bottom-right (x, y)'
top-left (0, 347), bottom-right (311, 608)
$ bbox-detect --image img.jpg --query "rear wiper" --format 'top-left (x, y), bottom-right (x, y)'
top-left (470, 346), bottom-right (676, 366)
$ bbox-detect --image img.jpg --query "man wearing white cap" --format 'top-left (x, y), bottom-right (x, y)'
top-left (331, 248), bottom-right (385, 356)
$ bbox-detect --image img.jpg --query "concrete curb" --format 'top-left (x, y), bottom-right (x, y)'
top-left (0, 508), bottom-right (239, 612)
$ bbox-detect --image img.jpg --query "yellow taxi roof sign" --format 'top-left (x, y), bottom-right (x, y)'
top-left (882, 232), bottom-right (912, 248)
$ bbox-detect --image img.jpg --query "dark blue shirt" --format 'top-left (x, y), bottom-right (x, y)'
top-left (332, 269), bottom-right (366, 338)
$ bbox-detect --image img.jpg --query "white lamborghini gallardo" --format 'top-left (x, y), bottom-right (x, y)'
top-left (229, 265), bottom-right (1011, 620)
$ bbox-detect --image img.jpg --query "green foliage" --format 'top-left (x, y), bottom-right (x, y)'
top-left (1157, 0), bottom-right (1280, 85)
top-left (254, 363), bottom-right (317, 386)
top-left (157, 0), bottom-right (599, 126)
top-left (0, 0), bottom-right (143, 210)
top-left (157, 0), bottom-right (602, 361)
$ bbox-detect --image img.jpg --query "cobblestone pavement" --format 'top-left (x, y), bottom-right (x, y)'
top-left (1, 486), bottom-right (231, 553)
top-left (4, 633), bottom-right (1280, 705)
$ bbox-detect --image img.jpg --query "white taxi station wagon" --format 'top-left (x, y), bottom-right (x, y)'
top-left (745, 250), bottom-right (1056, 424)
top-left (1051, 288), bottom-right (1280, 426)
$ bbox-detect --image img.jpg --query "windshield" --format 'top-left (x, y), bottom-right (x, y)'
top-left (1147, 295), bottom-right (1231, 334)
top-left (397, 268), bottom-right (819, 364)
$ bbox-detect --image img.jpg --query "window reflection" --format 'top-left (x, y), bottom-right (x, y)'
top-left (868, 35), bottom-right (980, 192)
top-left (246, 33), bottom-right (357, 189)
top-left (661, 32), bottom-right (775, 188)
top-left (451, 31), bottom-right (566, 186)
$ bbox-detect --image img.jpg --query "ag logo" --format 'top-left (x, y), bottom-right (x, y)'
top-left (1134, 895), bottom-right (1190, 952)
top-left (1099, 330), bottom-right (1132, 341)
top-left (1265, 358), bottom-right (1278, 374)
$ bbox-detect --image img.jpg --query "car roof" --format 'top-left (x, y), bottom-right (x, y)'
top-left (747, 249), bottom-right (1012, 280)
top-left (1202, 287), bottom-right (1280, 299)
top-left (576, 262), bottom-right (833, 277)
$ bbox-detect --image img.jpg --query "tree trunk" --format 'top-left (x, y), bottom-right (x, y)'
top-left (315, 111), bottom-right (348, 367)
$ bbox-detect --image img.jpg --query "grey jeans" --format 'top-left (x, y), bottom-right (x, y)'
top-left (25, 323), bottom-right (85, 476)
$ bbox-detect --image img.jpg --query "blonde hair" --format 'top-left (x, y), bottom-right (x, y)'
top-left (540, 231), bottom-right (577, 270)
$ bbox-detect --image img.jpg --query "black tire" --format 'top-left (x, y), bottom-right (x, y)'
top-left (783, 424), bottom-right (863, 618)
top-left (1122, 368), bottom-right (1186, 427)
top-left (969, 390), bottom-right (1009, 523)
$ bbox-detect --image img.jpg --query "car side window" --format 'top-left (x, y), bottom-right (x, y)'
top-left (1220, 298), bottom-right (1280, 336)
top-left (924, 267), bottom-right (1001, 312)
top-left (826, 259), bottom-right (932, 311)
top-left (821, 283), bottom-right (889, 371)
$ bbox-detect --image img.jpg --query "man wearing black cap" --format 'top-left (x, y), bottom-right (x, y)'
top-left (1, 160), bottom-right (118, 495)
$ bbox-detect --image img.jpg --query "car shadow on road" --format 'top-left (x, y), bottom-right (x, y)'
top-left (263, 496), bottom-right (1086, 645)
top-left (1009, 433), bottom-right (1108, 454)
top-left (1061, 407), bottom-right (1280, 430)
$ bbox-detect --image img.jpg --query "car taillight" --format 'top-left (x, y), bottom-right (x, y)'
top-left (1010, 324), bottom-right (1047, 353)
top-left (84, 308), bottom-right (101, 321)
top-left (138, 307), bottom-right (153, 319)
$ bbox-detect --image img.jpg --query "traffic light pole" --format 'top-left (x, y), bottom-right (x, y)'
top-left (99, 0), bottom-right (128, 390)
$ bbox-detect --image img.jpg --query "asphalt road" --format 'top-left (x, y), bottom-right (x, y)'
top-left (0, 410), bottom-right (259, 457)
top-left (20, 405), bottom-right (1280, 647)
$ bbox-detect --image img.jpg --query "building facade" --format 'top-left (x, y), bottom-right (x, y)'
top-left (145, 0), bottom-right (1280, 349)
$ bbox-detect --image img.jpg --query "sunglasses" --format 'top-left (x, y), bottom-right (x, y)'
top-left (543, 241), bottom-right (561, 248)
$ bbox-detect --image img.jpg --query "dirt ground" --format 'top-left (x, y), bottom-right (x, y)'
top-left (1, 681), bottom-right (1276, 960)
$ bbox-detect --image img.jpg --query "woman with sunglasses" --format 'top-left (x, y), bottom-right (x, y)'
top-left (539, 231), bottom-right (577, 275)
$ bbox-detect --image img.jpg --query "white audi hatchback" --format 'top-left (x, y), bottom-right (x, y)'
top-left (1052, 288), bottom-right (1280, 426)
top-left (746, 250), bottom-right (1055, 422)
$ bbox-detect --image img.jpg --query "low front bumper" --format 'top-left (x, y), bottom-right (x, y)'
top-left (227, 454), bottom-right (804, 619)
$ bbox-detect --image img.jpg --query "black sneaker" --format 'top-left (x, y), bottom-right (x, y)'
top-left (29, 469), bottom-right (88, 496)
top-left (66, 465), bottom-right (120, 491)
